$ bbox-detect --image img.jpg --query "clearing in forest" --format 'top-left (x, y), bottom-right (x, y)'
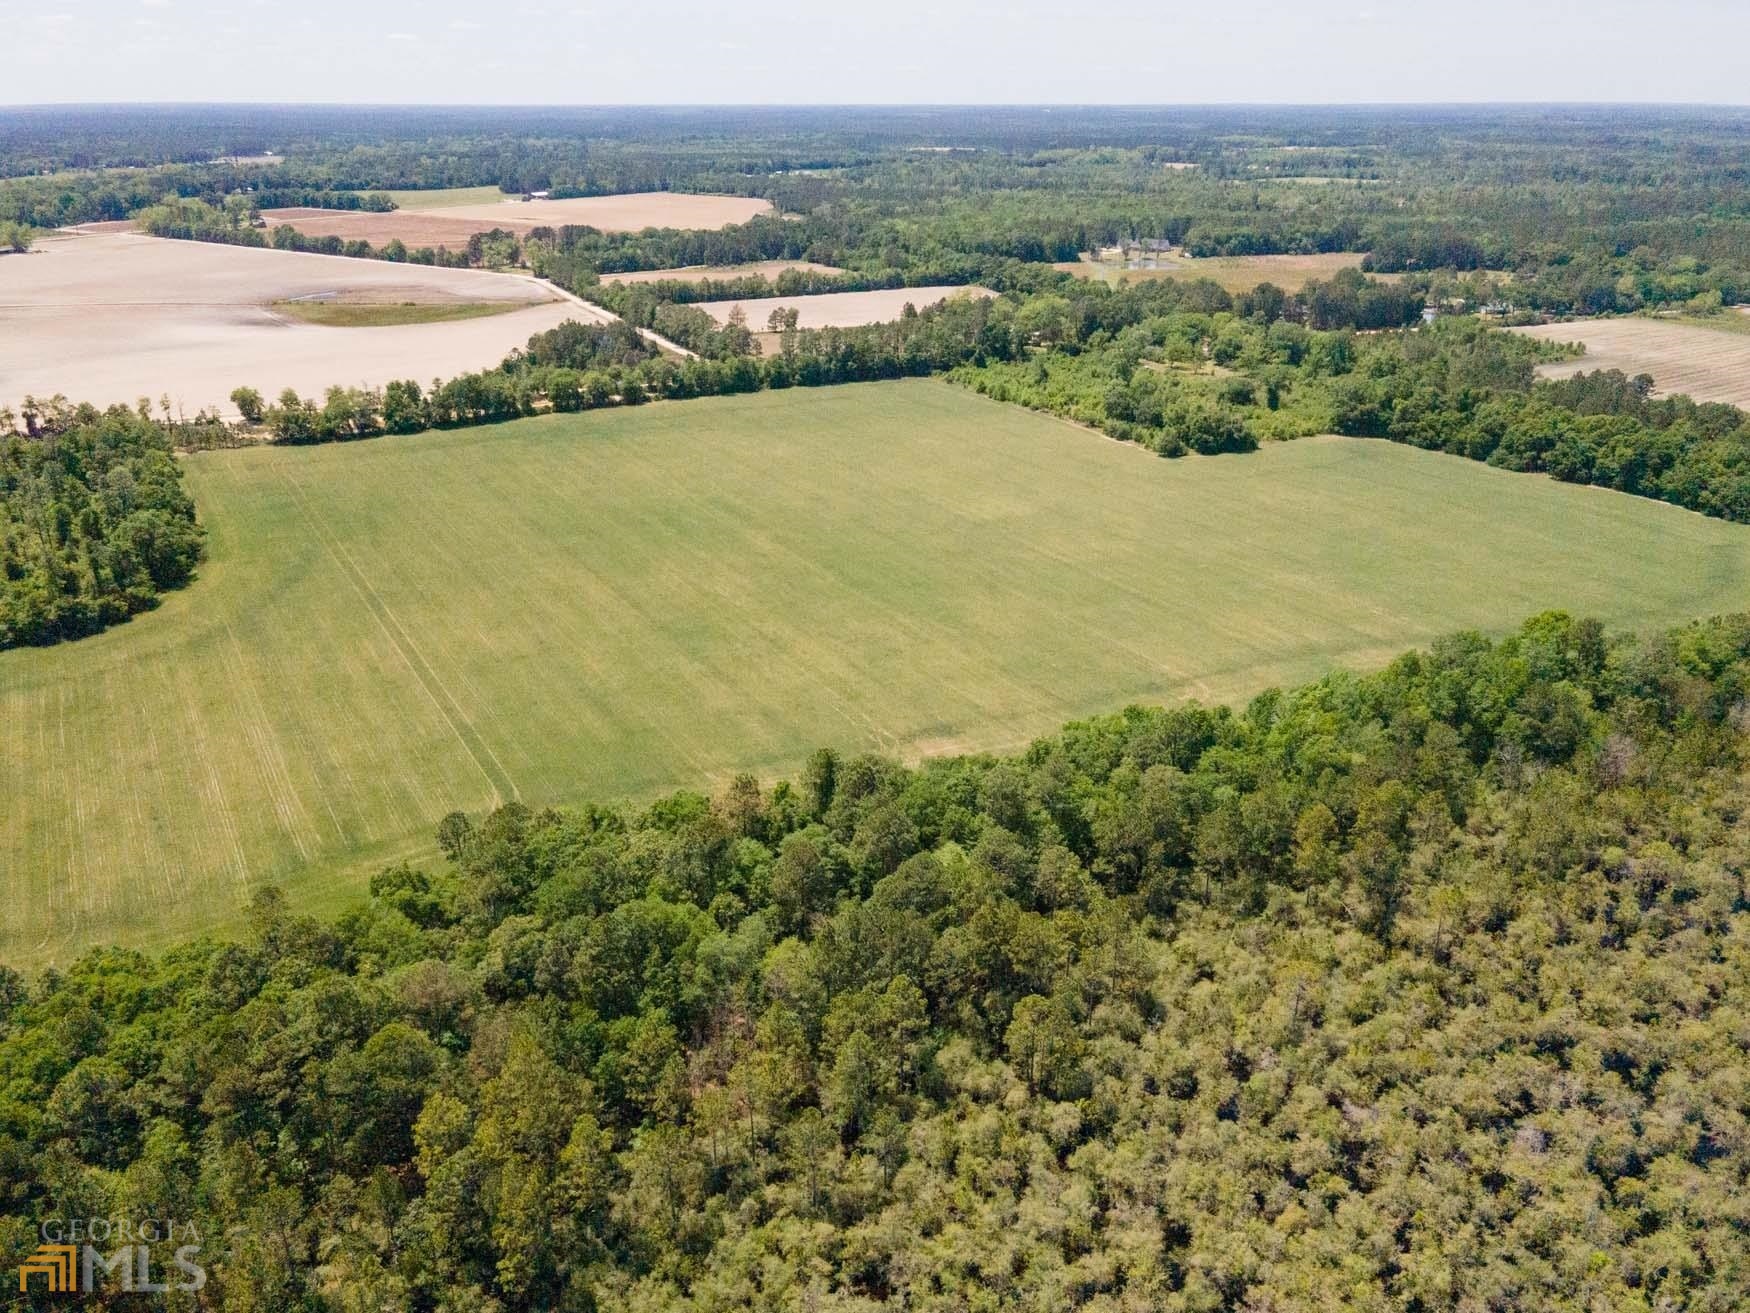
top-left (697, 285), bottom-right (993, 332)
top-left (6, 379), bottom-right (1750, 966)
top-left (1517, 318), bottom-right (1750, 409)
top-left (1057, 251), bottom-right (1383, 293)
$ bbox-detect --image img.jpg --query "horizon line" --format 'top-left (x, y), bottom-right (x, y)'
top-left (6, 99), bottom-right (1750, 111)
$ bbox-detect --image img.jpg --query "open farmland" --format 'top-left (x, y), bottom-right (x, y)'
top-left (1518, 317), bottom-right (1750, 408)
top-left (698, 285), bottom-right (993, 331)
top-left (601, 260), bottom-right (843, 285)
top-left (257, 207), bottom-right (497, 249)
top-left (7, 378), bottom-right (1750, 965)
top-left (263, 191), bottom-right (773, 246)
top-left (1056, 251), bottom-right (1383, 293)
top-left (369, 186), bottom-right (508, 210)
top-left (0, 232), bottom-right (573, 415)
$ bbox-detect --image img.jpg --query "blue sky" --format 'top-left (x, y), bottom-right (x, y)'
top-left (5, 0), bottom-right (1749, 105)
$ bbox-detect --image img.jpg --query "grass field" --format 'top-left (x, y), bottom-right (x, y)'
top-left (272, 299), bottom-right (523, 327)
top-left (370, 186), bottom-right (509, 210)
top-left (1519, 318), bottom-right (1750, 408)
top-left (6, 379), bottom-right (1750, 967)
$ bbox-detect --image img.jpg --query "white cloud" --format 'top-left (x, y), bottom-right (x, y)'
top-left (386, 32), bottom-right (418, 41)
top-left (450, 18), bottom-right (482, 30)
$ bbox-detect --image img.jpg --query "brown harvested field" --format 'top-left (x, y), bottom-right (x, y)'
top-left (0, 232), bottom-right (575, 416)
top-left (1517, 318), bottom-right (1750, 409)
top-left (258, 207), bottom-right (494, 249)
top-left (60, 219), bottom-right (139, 234)
top-left (263, 192), bottom-right (773, 247)
top-left (601, 260), bottom-right (843, 285)
top-left (1056, 251), bottom-right (1385, 294)
top-left (433, 193), bottom-right (773, 231)
top-left (697, 285), bottom-right (994, 334)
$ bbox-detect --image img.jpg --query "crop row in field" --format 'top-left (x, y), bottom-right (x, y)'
top-left (1519, 318), bottom-right (1750, 409)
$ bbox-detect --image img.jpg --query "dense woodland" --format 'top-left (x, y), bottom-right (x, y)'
top-left (0, 405), bottom-right (204, 648)
top-left (9, 106), bottom-right (1750, 320)
top-left (4, 613), bottom-right (1750, 1309)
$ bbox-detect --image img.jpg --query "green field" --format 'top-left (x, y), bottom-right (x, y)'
top-left (271, 299), bottom-right (525, 327)
top-left (6, 378), bottom-right (1750, 967)
top-left (366, 185), bottom-right (509, 210)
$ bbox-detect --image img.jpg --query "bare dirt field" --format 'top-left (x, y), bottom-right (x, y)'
top-left (1517, 318), bottom-right (1750, 409)
top-left (59, 219), bottom-right (139, 234)
top-left (0, 233), bottom-right (574, 415)
top-left (1056, 251), bottom-right (1385, 294)
top-left (263, 192), bottom-right (773, 247)
top-left (257, 208), bottom-right (504, 249)
top-left (434, 193), bottom-right (773, 230)
top-left (601, 260), bottom-right (843, 285)
top-left (697, 285), bottom-right (993, 334)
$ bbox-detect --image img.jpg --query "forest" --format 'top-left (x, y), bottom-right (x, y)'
top-left (9, 106), bottom-right (1750, 321)
top-left (4, 611), bottom-right (1749, 1310)
top-left (0, 404), bottom-right (204, 648)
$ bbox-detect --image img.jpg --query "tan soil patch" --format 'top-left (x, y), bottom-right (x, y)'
top-left (1059, 251), bottom-right (1387, 294)
top-left (0, 232), bottom-right (571, 416)
top-left (60, 219), bottom-right (139, 234)
top-left (601, 260), bottom-right (842, 285)
top-left (432, 193), bottom-right (773, 231)
top-left (264, 192), bottom-right (772, 247)
top-left (1517, 319), bottom-right (1750, 409)
top-left (259, 208), bottom-right (507, 249)
top-left (698, 285), bottom-right (993, 333)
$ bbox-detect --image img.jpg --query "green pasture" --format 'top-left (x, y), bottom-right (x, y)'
top-left (6, 378), bottom-right (1749, 966)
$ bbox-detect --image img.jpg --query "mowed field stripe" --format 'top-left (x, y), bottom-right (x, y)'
top-left (6, 377), bottom-right (1750, 966)
top-left (271, 462), bottom-right (520, 808)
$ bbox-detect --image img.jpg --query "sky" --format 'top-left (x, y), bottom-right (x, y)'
top-left (5, 0), bottom-right (1750, 106)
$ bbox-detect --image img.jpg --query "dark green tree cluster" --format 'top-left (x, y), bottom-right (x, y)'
top-left (5, 613), bottom-right (1750, 1309)
top-left (1327, 321), bottom-right (1750, 520)
top-left (0, 404), bottom-right (205, 648)
top-left (950, 289), bottom-right (1389, 454)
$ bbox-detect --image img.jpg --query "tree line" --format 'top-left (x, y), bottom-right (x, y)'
top-left (1326, 321), bottom-right (1750, 521)
top-left (0, 404), bottom-right (205, 648)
